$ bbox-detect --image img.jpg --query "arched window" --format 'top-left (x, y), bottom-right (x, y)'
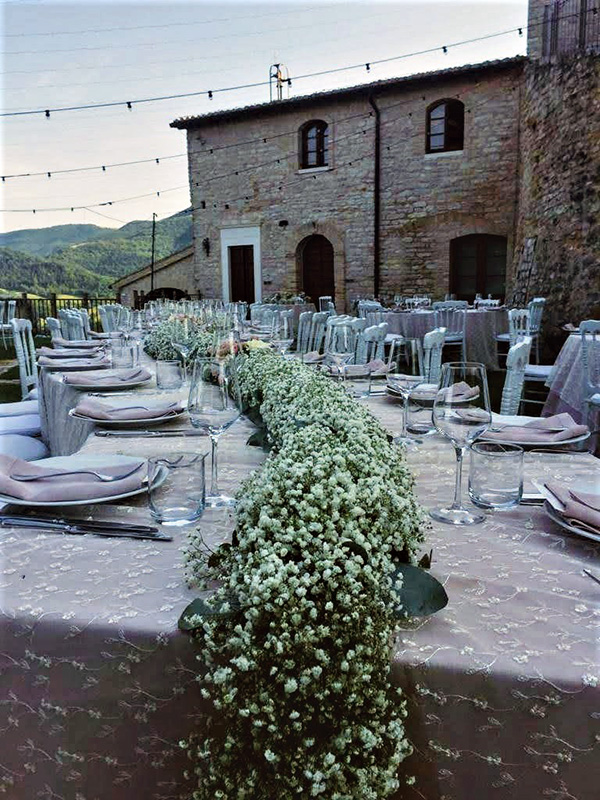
top-left (299, 120), bottom-right (329, 169)
top-left (426, 99), bottom-right (464, 153)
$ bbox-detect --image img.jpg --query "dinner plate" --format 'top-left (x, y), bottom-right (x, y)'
top-left (543, 501), bottom-right (600, 544)
top-left (0, 454), bottom-right (166, 507)
top-left (68, 407), bottom-right (186, 428)
top-left (64, 373), bottom-right (154, 391)
top-left (39, 360), bottom-right (110, 372)
top-left (479, 430), bottom-right (590, 448)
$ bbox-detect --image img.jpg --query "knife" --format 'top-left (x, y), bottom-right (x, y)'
top-left (95, 429), bottom-right (206, 438)
top-left (0, 516), bottom-right (171, 541)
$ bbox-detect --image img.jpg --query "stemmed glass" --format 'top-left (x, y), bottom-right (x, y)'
top-left (188, 356), bottom-right (242, 507)
top-left (430, 362), bottom-right (492, 525)
top-left (387, 374), bottom-right (425, 448)
top-left (172, 318), bottom-right (193, 383)
top-left (323, 351), bottom-right (353, 382)
top-left (271, 315), bottom-right (294, 357)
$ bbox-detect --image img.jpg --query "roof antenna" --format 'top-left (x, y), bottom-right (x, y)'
top-left (269, 63), bottom-right (290, 102)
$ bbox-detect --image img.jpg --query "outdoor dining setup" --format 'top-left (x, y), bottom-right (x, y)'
top-left (1, 295), bottom-right (598, 800)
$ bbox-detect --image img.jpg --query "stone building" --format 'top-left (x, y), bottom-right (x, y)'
top-left (113, 246), bottom-right (195, 306)
top-left (171, 57), bottom-right (524, 312)
top-left (115, 0), bottom-right (598, 328)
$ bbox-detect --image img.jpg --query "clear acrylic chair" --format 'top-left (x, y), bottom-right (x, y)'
top-left (435, 308), bottom-right (467, 362)
top-left (11, 318), bottom-right (39, 401)
top-left (307, 311), bottom-right (330, 354)
top-left (355, 323), bottom-right (388, 364)
top-left (501, 337), bottom-right (532, 415)
top-left (296, 311), bottom-right (314, 355)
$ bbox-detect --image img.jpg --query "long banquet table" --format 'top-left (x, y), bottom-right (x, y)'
top-left (2, 381), bottom-right (599, 799)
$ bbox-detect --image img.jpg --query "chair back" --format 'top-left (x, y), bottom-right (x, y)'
top-left (307, 311), bottom-right (329, 353)
top-left (527, 297), bottom-right (546, 335)
top-left (432, 300), bottom-right (468, 310)
top-left (79, 308), bottom-right (92, 337)
top-left (357, 300), bottom-right (383, 319)
top-left (507, 308), bottom-right (530, 347)
top-left (434, 308), bottom-right (466, 338)
top-left (355, 323), bottom-right (388, 364)
top-left (420, 327), bottom-right (446, 383)
top-left (66, 309), bottom-right (86, 340)
top-left (324, 315), bottom-right (354, 355)
top-left (249, 303), bottom-right (264, 323)
top-left (296, 311), bottom-right (314, 354)
top-left (46, 317), bottom-right (63, 342)
top-left (11, 318), bottom-right (37, 399)
top-left (501, 337), bottom-right (532, 415)
top-left (580, 320), bottom-right (600, 403)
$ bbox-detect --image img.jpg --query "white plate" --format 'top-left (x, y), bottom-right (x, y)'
top-left (544, 501), bottom-right (600, 545)
top-left (64, 374), bottom-right (154, 391)
top-left (69, 408), bottom-right (186, 428)
top-left (0, 454), bottom-right (166, 508)
top-left (39, 360), bottom-right (110, 372)
top-left (479, 431), bottom-right (590, 448)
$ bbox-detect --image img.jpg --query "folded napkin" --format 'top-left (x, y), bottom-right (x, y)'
top-left (438, 381), bottom-right (480, 402)
top-left (63, 367), bottom-right (152, 386)
top-left (482, 413), bottom-right (589, 444)
top-left (0, 454), bottom-right (146, 502)
top-left (546, 481), bottom-right (600, 535)
top-left (344, 359), bottom-right (393, 377)
top-left (74, 397), bottom-right (183, 421)
top-left (303, 351), bottom-right (324, 363)
top-left (51, 337), bottom-right (102, 349)
top-left (38, 355), bottom-right (110, 369)
top-left (38, 346), bottom-right (103, 359)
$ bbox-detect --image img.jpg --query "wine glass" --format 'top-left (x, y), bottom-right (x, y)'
top-left (172, 318), bottom-right (193, 382)
top-left (430, 362), bottom-right (492, 525)
top-left (187, 357), bottom-right (242, 508)
top-left (387, 373), bottom-right (426, 448)
top-left (271, 314), bottom-right (294, 357)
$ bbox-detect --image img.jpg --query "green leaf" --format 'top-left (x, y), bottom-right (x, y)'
top-left (178, 594), bottom-right (241, 632)
top-left (391, 563), bottom-right (448, 618)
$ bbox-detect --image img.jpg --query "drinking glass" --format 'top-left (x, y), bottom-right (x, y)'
top-left (111, 342), bottom-right (135, 369)
top-left (387, 373), bottom-right (426, 448)
top-left (156, 359), bottom-right (183, 390)
top-left (405, 385), bottom-right (437, 438)
top-left (430, 362), bottom-right (492, 525)
top-left (343, 365), bottom-right (371, 398)
top-left (271, 316), bottom-right (294, 357)
top-left (148, 452), bottom-right (207, 525)
top-left (468, 442), bottom-right (523, 509)
top-left (188, 357), bottom-right (242, 507)
top-left (172, 318), bottom-right (193, 383)
top-left (324, 351), bottom-right (353, 382)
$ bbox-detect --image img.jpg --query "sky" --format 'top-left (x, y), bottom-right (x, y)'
top-left (1, 0), bottom-right (528, 233)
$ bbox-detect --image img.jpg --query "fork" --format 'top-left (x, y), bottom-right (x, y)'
top-left (11, 463), bottom-right (143, 483)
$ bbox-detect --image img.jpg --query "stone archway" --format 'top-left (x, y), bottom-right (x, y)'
top-left (297, 234), bottom-right (335, 304)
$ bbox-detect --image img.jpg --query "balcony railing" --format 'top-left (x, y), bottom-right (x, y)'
top-left (8, 294), bottom-right (118, 336)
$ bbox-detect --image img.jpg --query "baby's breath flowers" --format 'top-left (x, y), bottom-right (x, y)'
top-left (185, 350), bottom-right (426, 799)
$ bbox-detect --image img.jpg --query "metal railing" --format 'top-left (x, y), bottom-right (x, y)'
top-left (9, 294), bottom-right (119, 335)
top-left (543, 0), bottom-right (600, 58)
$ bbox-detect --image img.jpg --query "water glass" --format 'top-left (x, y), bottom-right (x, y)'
top-left (156, 360), bottom-right (183, 390)
top-left (343, 365), bottom-right (371, 398)
top-left (405, 386), bottom-right (436, 437)
top-left (148, 452), bottom-right (207, 526)
top-left (468, 442), bottom-right (523, 509)
top-left (111, 342), bottom-right (136, 369)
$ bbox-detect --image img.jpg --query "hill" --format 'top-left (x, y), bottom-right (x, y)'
top-left (0, 210), bottom-right (193, 296)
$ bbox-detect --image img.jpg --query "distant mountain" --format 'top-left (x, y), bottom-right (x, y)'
top-left (0, 210), bottom-right (193, 296)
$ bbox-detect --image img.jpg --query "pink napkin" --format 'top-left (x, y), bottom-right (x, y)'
top-left (38, 346), bottom-right (103, 358)
top-left (51, 337), bottom-right (103, 349)
top-left (38, 355), bottom-right (110, 368)
top-left (344, 359), bottom-right (392, 377)
top-left (74, 397), bottom-right (182, 421)
top-left (482, 413), bottom-right (589, 444)
top-left (0, 454), bottom-right (146, 502)
top-left (439, 381), bottom-right (480, 402)
top-left (545, 481), bottom-right (600, 535)
top-left (63, 367), bottom-right (152, 386)
top-left (303, 351), bottom-right (324, 363)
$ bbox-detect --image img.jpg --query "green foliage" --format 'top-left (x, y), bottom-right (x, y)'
top-left (0, 210), bottom-right (192, 296)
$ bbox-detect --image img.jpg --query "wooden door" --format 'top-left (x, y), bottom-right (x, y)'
top-left (229, 245), bottom-right (255, 304)
top-left (301, 235), bottom-right (334, 304)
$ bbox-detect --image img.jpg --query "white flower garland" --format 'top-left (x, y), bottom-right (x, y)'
top-left (184, 350), bottom-right (426, 799)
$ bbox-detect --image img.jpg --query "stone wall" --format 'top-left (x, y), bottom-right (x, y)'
top-left (181, 61), bottom-right (523, 310)
top-left (511, 56), bottom-right (600, 336)
top-left (115, 249), bottom-right (195, 307)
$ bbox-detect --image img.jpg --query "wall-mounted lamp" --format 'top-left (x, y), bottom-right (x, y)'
top-left (202, 237), bottom-right (210, 257)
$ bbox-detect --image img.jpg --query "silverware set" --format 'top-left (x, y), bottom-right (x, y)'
top-left (0, 514), bottom-right (171, 541)
top-left (95, 429), bottom-right (206, 438)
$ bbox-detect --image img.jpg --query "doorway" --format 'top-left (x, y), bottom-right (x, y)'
top-left (449, 234), bottom-right (507, 300)
top-left (229, 245), bottom-right (255, 304)
top-left (299, 234), bottom-right (335, 304)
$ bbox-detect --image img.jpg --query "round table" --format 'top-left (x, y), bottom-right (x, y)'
top-left (385, 308), bottom-right (508, 370)
top-left (543, 333), bottom-right (600, 423)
